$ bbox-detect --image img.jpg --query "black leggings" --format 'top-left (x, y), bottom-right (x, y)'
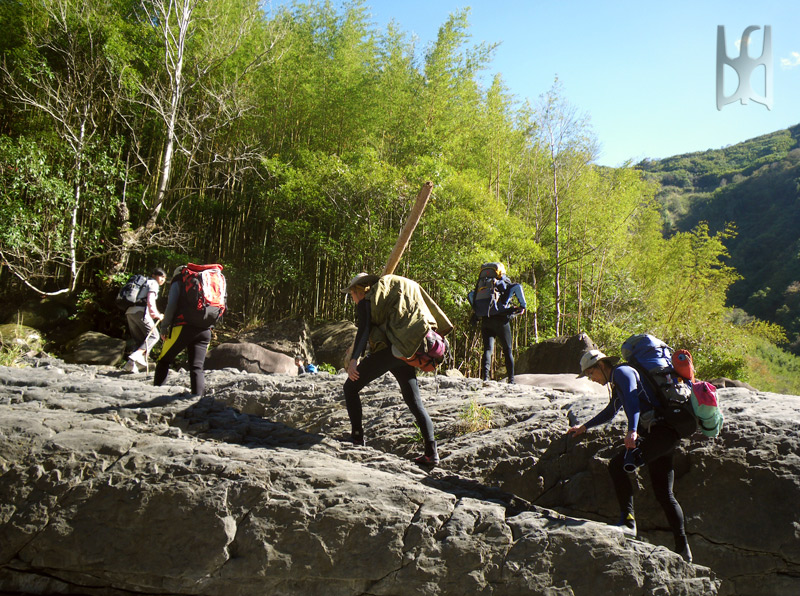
top-left (343, 347), bottom-right (435, 442)
top-left (481, 317), bottom-right (513, 381)
top-left (154, 325), bottom-right (211, 396)
top-left (609, 424), bottom-right (687, 548)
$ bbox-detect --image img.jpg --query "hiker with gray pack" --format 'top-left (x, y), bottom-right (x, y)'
top-left (567, 341), bottom-right (693, 563)
top-left (467, 262), bottom-right (526, 383)
top-left (117, 268), bottom-right (166, 373)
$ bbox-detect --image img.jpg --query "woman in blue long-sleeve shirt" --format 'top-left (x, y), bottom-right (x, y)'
top-left (567, 349), bottom-right (692, 563)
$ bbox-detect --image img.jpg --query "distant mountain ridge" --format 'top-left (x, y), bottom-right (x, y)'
top-left (636, 124), bottom-right (800, 351)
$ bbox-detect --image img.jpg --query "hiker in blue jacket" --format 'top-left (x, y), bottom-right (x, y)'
top-left (567, 349), bottom-right (693, 563)
top-left (468, 263), bottom-right (526, 384)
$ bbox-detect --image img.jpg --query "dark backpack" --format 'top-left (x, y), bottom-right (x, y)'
top-left (620, 334), bottom-right (698, 438)
top-left (175, 263), bottom-right (227, 329)
top-left (470, 263), bottom-right (505, 317)
top-left (115, 274), bottom-right (149, 311)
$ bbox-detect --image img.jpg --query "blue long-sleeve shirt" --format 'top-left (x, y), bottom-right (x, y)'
top-left (583, 365), bottom-right (657, 432)
top-left (467, 276), bottom-right (527, 321)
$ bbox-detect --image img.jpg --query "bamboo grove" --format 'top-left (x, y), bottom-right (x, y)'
top-left (0, 0), bottom-right (762, 379)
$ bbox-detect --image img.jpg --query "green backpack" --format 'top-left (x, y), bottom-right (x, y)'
top-left (691, 381), bottom-right (724, 438)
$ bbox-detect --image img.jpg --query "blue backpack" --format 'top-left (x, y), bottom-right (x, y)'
top-left (620, 334), bottom-right (698, 438)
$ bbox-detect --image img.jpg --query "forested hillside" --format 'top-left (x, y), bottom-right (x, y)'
top-left (638, 126), bottom-right (800, 355)
top-left (1, 0), bottom-right (797, 391)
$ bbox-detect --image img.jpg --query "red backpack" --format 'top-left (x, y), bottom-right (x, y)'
top-left (397, 329), bottom-right (449, 372)
top-left (176, 263), bottom-right (226, 329)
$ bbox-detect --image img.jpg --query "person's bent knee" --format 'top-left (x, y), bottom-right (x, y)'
top-left (343, 379), bottom-right (360, 401)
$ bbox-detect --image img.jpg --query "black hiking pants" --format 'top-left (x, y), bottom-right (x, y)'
top-left (609, 423), bottom-right (688, 550)
top-left (343, 347), bottom-right (435, 442)
top-left (481, 316), bottom-right (514, 381)
top-left (154, 325), bottom-right (211, 397)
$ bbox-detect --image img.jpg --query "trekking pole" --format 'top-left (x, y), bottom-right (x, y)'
top-left (383, 181), bottom-right (433, 275)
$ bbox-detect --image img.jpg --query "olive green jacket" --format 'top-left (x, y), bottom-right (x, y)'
top-left (366, 275), bottom-right (453, 358)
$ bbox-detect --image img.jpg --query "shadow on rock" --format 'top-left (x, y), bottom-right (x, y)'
top-left (84, 391), bottom-right (196, 414)
top-left (422, 472), bottom-right (538, 517)
top-left (173, 396), bottom-right (325, 450)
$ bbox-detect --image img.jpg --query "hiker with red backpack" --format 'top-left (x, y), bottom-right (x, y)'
top-left (566, 345), bottom-right (693, 563)
top-left (467, 262), bottom-right (526, 384)
top-left (342, 273), bottom-right (452, 467)
top-left (154, 264), bottom-right (226, 397)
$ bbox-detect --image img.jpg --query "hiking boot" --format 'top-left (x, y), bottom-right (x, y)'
top-left (129, 350), bottom-right (147, 367)
top-left (613, 513), bottom-right (637, 537)
top-left (675, 537), bottom-right (693, 563)
top-left (414, 441), bottom-right (439, 467)
top-left (123, 359), bottom-right (139, 374)
top-left (678, 543), bottom-right (693, 563)
top-left (350, 429), bottom-right (365, 446)
top-left (414, 453), bottom-right (439, 466)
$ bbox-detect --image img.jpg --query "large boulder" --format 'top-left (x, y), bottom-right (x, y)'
top-left (205, 341), bottom-right (298, 375)
top-left (0, 323), bottom-right (44, 353)
top-left (0, 362), bottom-right (719, 596)
top-left (237, 318), bottom-right (315, 363)
top-left (311, 320), bottom-right (357, 369)
top-left (516, 333), bottom-right (595, 374)
top-left (5, 297), bottom-right (71, 331)
top-left (63, 331), bottom-right (125, 365)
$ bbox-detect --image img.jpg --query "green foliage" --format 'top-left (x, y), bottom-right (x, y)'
top-left (746, 338), bottom-right (800, 395)
top-left (0, 343), bottom-right (26, 368)
top-left (0, 135), bottom-right (72, 253)
top-left (454, 397), bottom-right (493, 435)
top-left (1, 0), bottom-right (796, 391)
top-left (637, 126), bottom-right (800, 356)
top-left (405, 422), bottom-right (423, 444)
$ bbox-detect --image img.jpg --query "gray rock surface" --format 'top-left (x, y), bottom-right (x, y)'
top-left (5, 358), bottom-right (795, 595)
top-left (513, 373), bottom-right (606, 396)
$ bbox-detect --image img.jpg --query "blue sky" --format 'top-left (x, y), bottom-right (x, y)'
top-left (268, 1), bottom-right (800, 167)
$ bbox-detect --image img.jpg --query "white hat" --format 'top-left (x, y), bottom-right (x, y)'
top-left (578, 349), bottom-right (619, 377)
